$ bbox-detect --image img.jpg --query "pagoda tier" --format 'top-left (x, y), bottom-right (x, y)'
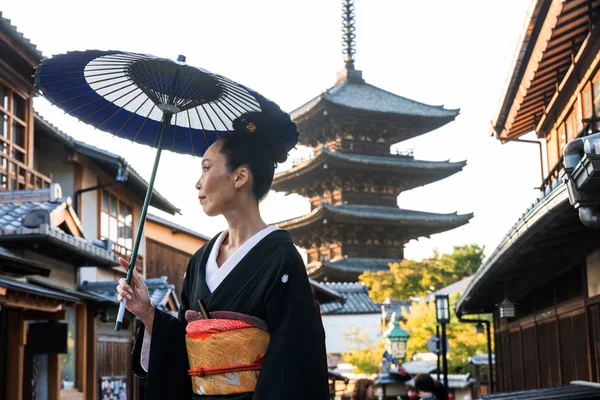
top-left (291, 71), bottom-right (459, 152)
top-left (276, 203), bottom-right (472, 282)
top-left (273, 146), bottom-right (466, 206)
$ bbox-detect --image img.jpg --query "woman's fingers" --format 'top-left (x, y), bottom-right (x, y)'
top-left (118, 257), bottom-right (143, 285)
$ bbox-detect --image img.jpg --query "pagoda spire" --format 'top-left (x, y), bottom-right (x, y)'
top-left (337, 0), bottom-right (364, 84)
top-left (341, 0), bottom-right (357, 70)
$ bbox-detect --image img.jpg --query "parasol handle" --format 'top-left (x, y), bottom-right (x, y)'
top-left (115, 112), bottom-right (173, 331)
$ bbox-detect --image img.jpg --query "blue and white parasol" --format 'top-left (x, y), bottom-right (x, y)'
top-left (35, 50), bottom-right (299, 330)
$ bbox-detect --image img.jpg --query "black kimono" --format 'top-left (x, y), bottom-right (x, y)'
top-left (132, 229), bottom-right (330, 400)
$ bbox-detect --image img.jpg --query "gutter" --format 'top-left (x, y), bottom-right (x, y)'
top-left (457, 316), bottom-right (494, 393)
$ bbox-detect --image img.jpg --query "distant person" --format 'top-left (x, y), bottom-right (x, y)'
top-left (352, 378), bottom-right (375, 400)
top-left (413, 374), bottom-right (437, 400)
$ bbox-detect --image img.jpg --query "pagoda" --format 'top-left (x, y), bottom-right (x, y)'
top-left (274, 0), bottom-right (472, 282)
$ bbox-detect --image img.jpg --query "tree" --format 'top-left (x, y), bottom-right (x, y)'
top-left (401, 293), bottom-right (493, 373)
top-left (342, 327), bottom-right (385, 374)
top-left (359, 244), bottom-right (485, 302)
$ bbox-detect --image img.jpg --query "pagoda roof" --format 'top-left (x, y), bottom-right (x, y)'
top-left (273, 147), bottom-right (466, 190)
top-left (292, 78), bottom-right (459, 125)
top-left (276, 203), bottom-right (472, 231)
top-left (307, 257), bottom-right (399, 282)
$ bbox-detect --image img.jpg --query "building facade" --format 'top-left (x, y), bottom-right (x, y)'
top-left (457, 0), bottom-right (600, 395)
top-left (0, 11), bottom-right (191, 400)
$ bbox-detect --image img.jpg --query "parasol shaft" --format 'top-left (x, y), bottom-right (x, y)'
top-left (115, 112), bottom-right (173, 331)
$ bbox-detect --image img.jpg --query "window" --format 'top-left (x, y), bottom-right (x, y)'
top-left (0, 79), bottom-right (30, 189)
top-left (558, 122), bottom-right (567, 157)
top-left (583, 82), bottom-right (593, 120)
top-left (547, 129), bottom-right (559, 171)
top-left (100, 189), bottom-right (134, 257)
top-left (574, 94), bottom-right (583, 137)
top-left (60, 306), bottom-right (76, 390)
top-left (593, 69), bottom-right (600, 129)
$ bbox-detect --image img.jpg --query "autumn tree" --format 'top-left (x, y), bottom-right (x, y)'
top-left (341, 327), bottom-right (385, 374)
top-left (359, 244), bottom-right (484, 302)
top-left (401, 293), bottom-right (492, 372)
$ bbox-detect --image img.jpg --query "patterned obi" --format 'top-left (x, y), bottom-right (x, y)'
top-left (185, 311), bottom-right (270, 396)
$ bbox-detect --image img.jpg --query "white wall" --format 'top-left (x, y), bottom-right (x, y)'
top-left (322, 313), bottom-right (381, 354)
top-left (36, 138), bottom-right (74, 199)
top-left (80, 167), bottom-right (99, 240)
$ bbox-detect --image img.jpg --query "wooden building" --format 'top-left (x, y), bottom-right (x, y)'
top-left (0, 11), bottom-right (186, 400)
top-left (145, 213), bottom-right (208, 297)
top-left (456, 0), bottom-right (600, 395)
top-left (273, 1), bottom-right (472, 283)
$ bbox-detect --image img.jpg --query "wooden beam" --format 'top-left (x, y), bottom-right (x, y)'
top-left (48, 353), bottom-right (61, 400)
top-left (85, 310), bottom-right (97, 400)
top-left (5, 309), bottom-right (25, 400)
top-left (0, 292), bottom-right (63, 313)
top-left (22, 309), bottom-right (66, 321)
top-left (75, 304), bottom-right (87, 394)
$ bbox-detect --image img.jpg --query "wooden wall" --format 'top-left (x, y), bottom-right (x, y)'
top-left (494, 263), bottom-right (594, 392)
top-left (97, 337), bottom-right (132, 399)
top-left (146, 238), bottom-right (192, 298)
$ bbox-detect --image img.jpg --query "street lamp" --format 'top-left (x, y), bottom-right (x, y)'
top-left (434, 294), bottom-right (450, 391)
top-left (563, 132), bottom-right (600, 228)
top-left (435, 294), bottom-right (450, 324)
top-left (475, 322), bottom-right (485, 334)
top-left (384, 318), bottom-right (410, 363)
top-left (498, 299), bottom-right (516, 319)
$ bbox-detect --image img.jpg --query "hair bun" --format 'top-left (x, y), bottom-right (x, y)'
top-left (232, 111), bottom-right (298, 164)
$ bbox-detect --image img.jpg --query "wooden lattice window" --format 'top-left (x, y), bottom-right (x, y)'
top-left (100, 189), bottom-right (134, 258)
top-left (0, 79), bottom-right (30, 189)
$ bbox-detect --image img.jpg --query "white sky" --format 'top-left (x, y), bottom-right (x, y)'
top-left (3, 0), bottom-right (542, 261)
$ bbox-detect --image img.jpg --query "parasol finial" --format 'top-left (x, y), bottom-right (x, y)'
top-left (177, 54), bottom-right (186, 62)
top-left (341, 0), bottom-right (356, 70)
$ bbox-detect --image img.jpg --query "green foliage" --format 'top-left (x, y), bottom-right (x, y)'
top-left (401, 293), bottom-right (493, 373)
top-left (342, 327), bottom-right (385, 374)
top-left (359, 244), bottom-right (485, 302)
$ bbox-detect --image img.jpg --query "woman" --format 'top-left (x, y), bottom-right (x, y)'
top-left (351, 379), bottom-right (374, 400)
top-left (117, 114), bottom-right (329, 399)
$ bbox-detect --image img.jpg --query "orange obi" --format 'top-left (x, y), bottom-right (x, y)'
top-left (185, 311), bottom-right (270, 396)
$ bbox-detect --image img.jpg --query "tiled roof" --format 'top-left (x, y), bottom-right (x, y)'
top-left (320, 282), bottom-right (379, 315)
top-left (401, 360), bottom-right (437, 375)
top-left (0, 276), bottom-right (81, 303)
top-left (323, 148), bottom-right (466, 170)
top-left (278, 203), bottom-right (473, 231)
top-left (34, 113), bottom-right (180, 215)
top-left (0, 192), bottom-right (117, 267)
top-left (0, 11), bottom-right (44, 62)
top-left (423, 275), bottom-right (474, 302)
top-left (292, 80), bottom-right (459, 120)
top-left (323, 204), bottom-right (472, 223)
top-left (81, 276), bottom-right (179, 312)
top-left (456, 180), bottom-right (575, 315)
top-left (315, 257), bottom-right (396, 274)
top-left (469, 353), bottom-right (496, 366)
top-left (273, 147), bottom-right (466, 190)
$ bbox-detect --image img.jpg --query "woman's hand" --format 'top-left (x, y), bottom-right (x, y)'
top-left (116, 257), bottom-right (155, 331)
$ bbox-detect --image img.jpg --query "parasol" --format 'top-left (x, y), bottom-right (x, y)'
top-left (35, 50), bottom-right (298, 330)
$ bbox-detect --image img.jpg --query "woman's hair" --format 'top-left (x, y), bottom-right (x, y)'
top-left (351, 379), bottom-right (373, 400)
top-left (218, 117), bottom-right (290, 202)
top-left (413, 374), bottom-right (436, 394)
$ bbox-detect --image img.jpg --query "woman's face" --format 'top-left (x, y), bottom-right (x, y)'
top-left (366, 384), bottom-right (374, 399)
top-left (195, 141), bottom-right (237, 217)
